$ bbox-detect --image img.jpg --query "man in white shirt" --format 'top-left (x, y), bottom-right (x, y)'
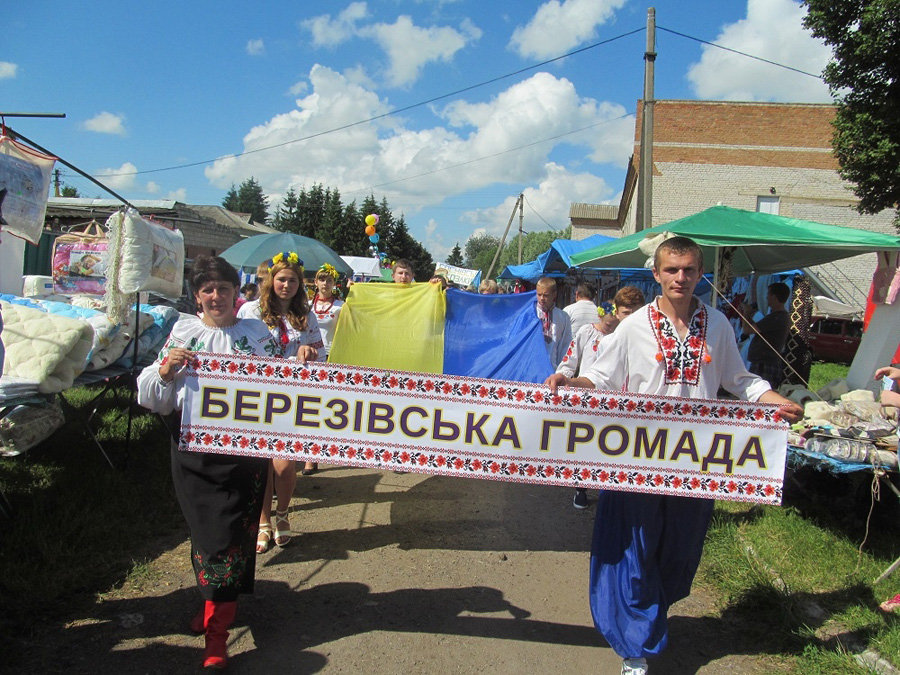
top-left (536, 277), bottom-right (572, 369)
top-left (546, 237), bottom-right (802, 675)
top-left (563, 282), bottom-right (598, 335)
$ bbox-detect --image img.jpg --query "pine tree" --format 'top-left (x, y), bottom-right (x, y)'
top-left (446, 243), bottom-right (464, 266)
top-left (222, 185), bottom-right (239, 212)
top-left (232, 178), bottom-right (269, 224)
top-left (272, 187), bottom-right (300, 233)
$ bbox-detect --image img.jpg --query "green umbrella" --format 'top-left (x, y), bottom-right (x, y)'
top-left (570, 206), bottom-right (900, 276)
top-left (219, 232), bottom-right (354, 276)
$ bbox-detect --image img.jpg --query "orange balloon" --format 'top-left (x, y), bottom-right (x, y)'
top-left (365, 225), bottom-right (376, 236)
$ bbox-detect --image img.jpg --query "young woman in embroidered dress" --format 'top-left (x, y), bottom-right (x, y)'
top-left (136, 255), bottom-right (280, 670)
top-left (237, 252), bottom-right (325, 552)
top-left (302, 264), bottom-right (345, 475)
top-left (558, 286), bottom-right (646, 509)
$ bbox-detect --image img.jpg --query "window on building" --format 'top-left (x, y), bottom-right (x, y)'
top-left (757, 196), bottom-right (780, 215)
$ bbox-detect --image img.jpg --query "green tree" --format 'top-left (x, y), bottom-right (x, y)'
top-left (222, 185), bottom-right (239, 212)
top-left (387, 216), bottom-right (433, 280)
top-left (272, 186), bottom-right (301, 233)
top-left (60, 185), bottom-right (81, 198)
top-left (223, 178), bottom-right (269, 224)
top-left (464, 233), bottom-right (502, 278)
top-left (446, 243), bottom-right (464, 266)
top-left (497, 226), bottom-right (570, 272)
top-left (315, 187), bottom-right (345, 252)
top-left (803, 1), bottom-right (900, 224)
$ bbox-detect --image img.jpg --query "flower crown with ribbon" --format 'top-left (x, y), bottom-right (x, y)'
top-left (597, 301), bottom-right (616, 317)
top-left (269, 251), bottom-right (303, 268)
top-left (319, 263), bottom-right (339, 280)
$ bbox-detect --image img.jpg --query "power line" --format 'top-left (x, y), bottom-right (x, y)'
top-left (522, 193), bottom-right (558, 231)
top-left (99, 28), bottom-right (646, 178)
top-left (657, 25), bottom-right (825, 80)
top-left (346, 112), bottom-right (632, 195)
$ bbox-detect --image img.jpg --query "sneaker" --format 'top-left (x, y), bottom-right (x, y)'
top-left (573, 488), bottom-right (588, 509)
top-left (621, 657), bottom-right (648, 675)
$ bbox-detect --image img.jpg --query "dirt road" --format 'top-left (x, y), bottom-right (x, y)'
top-left (18, 467), bottom-right (778, 674)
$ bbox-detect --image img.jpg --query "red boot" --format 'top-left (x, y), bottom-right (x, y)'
top-left (202, 600), bottom-right (237, 670)
top-left (190, 606), bottom-right (205, 633)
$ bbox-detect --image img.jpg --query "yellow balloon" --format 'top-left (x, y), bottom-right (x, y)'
top-left (365, 214), bottom-right (377, 227)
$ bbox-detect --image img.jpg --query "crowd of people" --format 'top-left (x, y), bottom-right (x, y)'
top-left (137, 238), bottom-right (829, 673)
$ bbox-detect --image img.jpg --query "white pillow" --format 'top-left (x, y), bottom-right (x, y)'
top-left (113, 208), bottom-right (185, 299)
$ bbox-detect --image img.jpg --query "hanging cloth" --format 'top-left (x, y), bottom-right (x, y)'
top-left (0, 133), bottom-right (57, 244)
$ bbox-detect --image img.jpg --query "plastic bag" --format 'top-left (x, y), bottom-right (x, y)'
top-left (0, 400), bottom-right (65, 456)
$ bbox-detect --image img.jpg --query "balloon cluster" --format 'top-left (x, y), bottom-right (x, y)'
top-left (364, 213), bottom-right (390, 267)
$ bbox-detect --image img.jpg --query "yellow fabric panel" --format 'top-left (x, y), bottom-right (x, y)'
top-left (328, 282), bottom-right (445, 373)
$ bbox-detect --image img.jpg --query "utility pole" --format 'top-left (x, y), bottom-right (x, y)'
top-left (517, 193), bottom-right (524, 264)
top-left (54, 168), bottom-right (61, 197)
top-left (635, 8), bottom-right (656, 232)
top-left (486, 193), bottom-right (523, 280)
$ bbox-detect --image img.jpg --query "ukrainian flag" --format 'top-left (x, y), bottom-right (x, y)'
top-left (328, 283), bottom-right (554, 384)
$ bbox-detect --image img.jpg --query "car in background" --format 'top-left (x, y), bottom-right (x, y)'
top-left (807, 315), bottom-right (864, 363)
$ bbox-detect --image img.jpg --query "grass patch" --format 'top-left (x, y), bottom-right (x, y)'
top-left (0, 383), bottom-right (182, 657)
top-left (807, 362), bottom-right (850, 393)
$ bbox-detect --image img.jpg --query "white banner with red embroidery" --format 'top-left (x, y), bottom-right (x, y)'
top-left (178, 354), bottom-right (789, 505)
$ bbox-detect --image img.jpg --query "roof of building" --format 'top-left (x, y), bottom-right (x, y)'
top-left (569, 203), bottom-right (618, 220)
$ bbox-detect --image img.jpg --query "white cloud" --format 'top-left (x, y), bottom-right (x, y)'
top-left (0, 62), bottom-right (17, 79)
top-left (246, 39), bottom-right (265, 56)
top-left (146, 181), bottom-right (160, 194)
top-left (460, 163), bottom-right (613, 236)
top-left (83, 112), bottom-right (127, 136)
top-left (288, 81), bottom-right (308, 97)
top-left (166, 188), bottom-right (187, 201)
top-left (302, 2), bottom-right (369, 48)
top-left (360, 15), bottom-right (481, 87)
top-left (204, 65), bottom-right (632, 250)
top-left (302, 5), bottom-right (479, 88)
top-left (509, 0), bottom-right (627, 60)
top-left (686, 0), bottom-right (832, 102)
top-left (95, 162), bottom-right (138, 190)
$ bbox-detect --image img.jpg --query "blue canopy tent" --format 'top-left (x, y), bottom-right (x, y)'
top-left (498, 234), bottom-right (614, 283)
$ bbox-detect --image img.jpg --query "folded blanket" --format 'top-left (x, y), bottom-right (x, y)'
top-left (0, 300), bottom-right (94, 393)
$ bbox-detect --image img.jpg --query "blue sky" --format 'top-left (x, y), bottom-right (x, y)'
top-left (3, 0), bottom-right (832, 260)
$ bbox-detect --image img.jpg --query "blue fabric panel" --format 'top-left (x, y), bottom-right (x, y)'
top-left (442, 289), bottom-right (554, 384)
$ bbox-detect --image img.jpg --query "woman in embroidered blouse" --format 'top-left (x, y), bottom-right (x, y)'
top-left (236, 253), bottom-right (325, 552)
top-left (303, 264), bottom-right (345, 476)
top-left (136, 255), bottom-right (279, 670)
top-left (557, 287), bottom-right (646, 379)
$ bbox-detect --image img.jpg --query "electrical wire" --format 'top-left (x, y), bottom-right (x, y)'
top-left (657, 25), bottom-right (826, 80)
top-left (345, 112), bottom-right (633, 196)
top-left (102, 28), bottom-right (646, 179)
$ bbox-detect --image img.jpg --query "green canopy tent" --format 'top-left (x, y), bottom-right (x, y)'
top-left (570, 206), bottom-right (900, 278)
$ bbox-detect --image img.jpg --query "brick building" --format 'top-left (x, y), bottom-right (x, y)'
top-left (570, 100), bottom-right (896, 309)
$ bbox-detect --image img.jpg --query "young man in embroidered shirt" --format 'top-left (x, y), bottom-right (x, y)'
top-left (536, 276), bottom-right (572, 370)
top-left (546, 236), bottom-right (802, 675)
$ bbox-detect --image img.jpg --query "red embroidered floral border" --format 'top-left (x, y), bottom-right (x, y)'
top-left (185, 355), bottom-right (785, 426)
top-left (181, 356), bottom-right (786, 504)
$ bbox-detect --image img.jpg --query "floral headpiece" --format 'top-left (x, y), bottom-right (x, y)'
top-left (597, 301), bottom-right (616, 317)
top-left (319, 263), bottom-right (339, 279)
top-left (269, 251), bottom-right (302, 268)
